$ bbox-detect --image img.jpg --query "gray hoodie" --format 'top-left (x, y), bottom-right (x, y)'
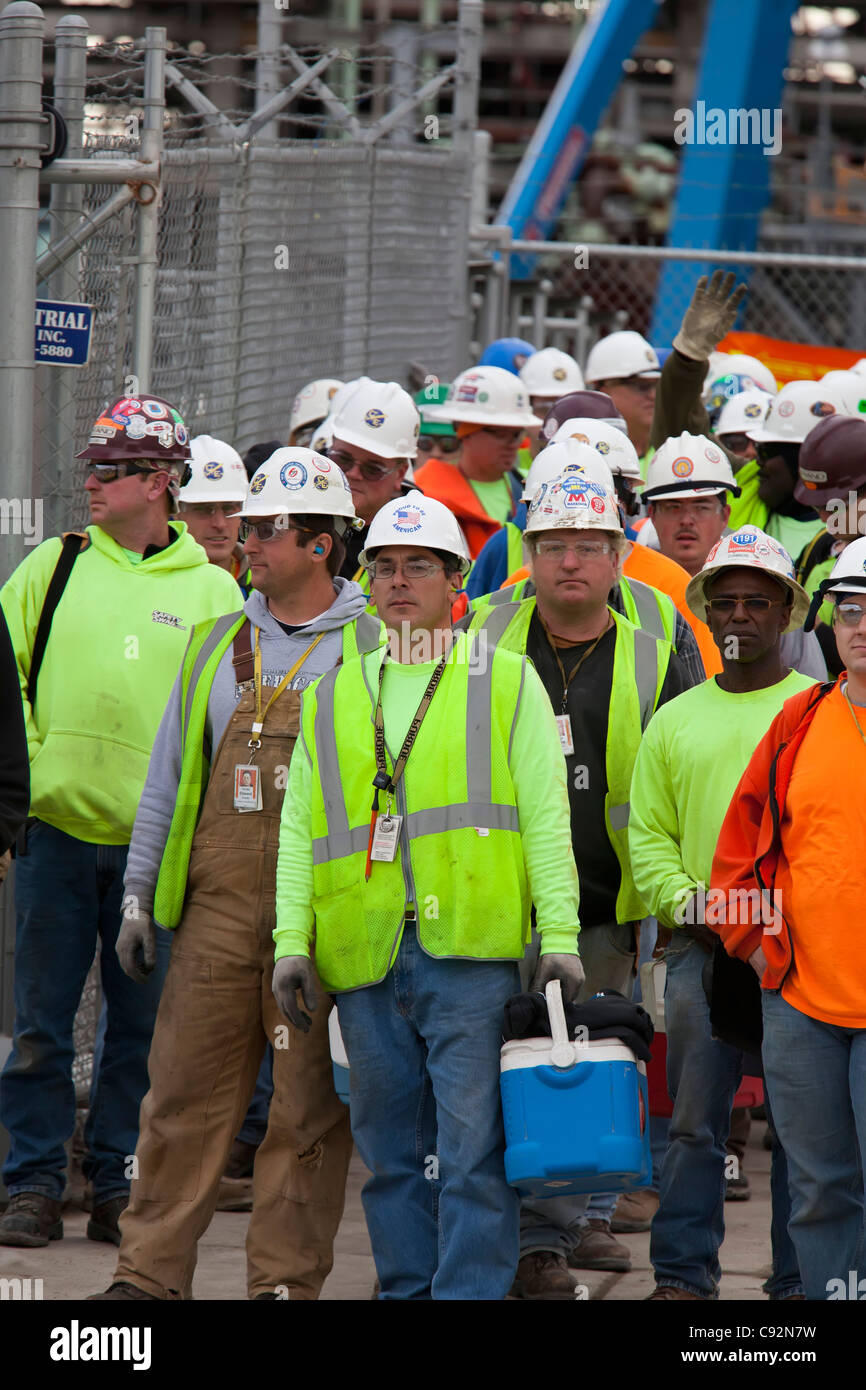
top-left (125, 578), bottom-right (370, 915)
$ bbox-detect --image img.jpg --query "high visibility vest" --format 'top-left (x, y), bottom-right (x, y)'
top-left (504, 521), bottom-right (525, 582)
top-left (152, 608), bottom-right (385, 929)
top-left (303, 635), bottom-right (536, 992)
top-left (474, 574), bottom-right (677, 647)
top-left (468, 599), bottom-right (669, 923)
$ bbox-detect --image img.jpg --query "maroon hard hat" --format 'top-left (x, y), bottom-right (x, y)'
top-left (541, 389), bottom-right (626, 443)
top-left (76, 394), bottom-right (192, 464)
top-left (794, 414), bottom-right (866, 508)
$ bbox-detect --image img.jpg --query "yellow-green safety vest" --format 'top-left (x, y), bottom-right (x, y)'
top-left (152, 608), bottom-right (385, 929)
top-left (468, 599), bottom-right (670, 923)
top-left (472, 573), bottom-right (677, 648)
top-left (302, 633), bottom-right (538, 992)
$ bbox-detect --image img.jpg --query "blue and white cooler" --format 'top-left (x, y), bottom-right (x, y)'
top-left (328, 1007), bottom-right (351, 1105)
top-left (500, 980), bottom-right (652, 1197)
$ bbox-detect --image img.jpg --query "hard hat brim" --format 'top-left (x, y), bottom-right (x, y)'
top-left (745, 425), bottom-right (805, 445)
top-left (422, 403), bottom-right (543, 428)
top-left (358, 541), bottom-right (471, 576)
top-left (330, 425), bottom-right (418, 461)
top-left (643, 482), bottom-right (740, 501)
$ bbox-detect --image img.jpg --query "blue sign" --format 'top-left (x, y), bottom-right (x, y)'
top-left (34, 300), bottom-right (94, 366)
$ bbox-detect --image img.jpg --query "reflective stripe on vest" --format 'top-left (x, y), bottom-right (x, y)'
top-left (607, 624), bottom-right (659, 834)
top-left (181, 611), bottom-right (245, 752)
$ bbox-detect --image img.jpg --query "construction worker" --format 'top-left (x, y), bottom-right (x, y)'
top-left (469, 437), bottom-right (706, 685)
top-left (414, 382), bottom-right (461, 470)
top-left (323, 377), bottom-right (420, 588)
top-left (630, 527), bottom-right (813, 1302)
top-left (714, 389), bottom-right (773, 469)
top-left (584, 329), bottom-right (661, 469)
top-left (463, 389), bottom-right (632, 600)
top-left (710, 536), bottom-right (866, 1301)
top-left (90, 448), bottom-right (384, 1301)
top-left (177, 435), bottom-right (252, 596)
top-left (416, 366), bottom-right (541, 558)
top-left (288, 377), bottom-right (344, 447)
top-left (466, 472), bottom-right (687, 1297)
top-left (518, 347), bottom-right (585, 463)
top-left (0, 395), bottom-right (240, 1250)
top-left (794, 414), bottom-right (866, 677)
top-left (272, 490), bottom-right (582, 1300)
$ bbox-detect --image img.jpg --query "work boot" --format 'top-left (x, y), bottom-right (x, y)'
top-left (510, 1252), bottom-right (578, 1300)
top-left (647, 1284), bottom-right (708, 1300)
top-left (568, 1220), bottom-right (631, 1273)
top-left (215, 1137), bottom-right (258, 1213)
top-left (87, 1194), bottom-right (129, 1246)
top-left (611, 1188), bottom-right (659, 1233)
top-left (0, 1192), bottom-right (63, 1247)
top-left (87, 1281), bottom-right (159, 1301)
top-left (725, 1173), bottom-right (751, 1202)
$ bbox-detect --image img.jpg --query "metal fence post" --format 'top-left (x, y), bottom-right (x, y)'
top-left (449, 0), bottom-right (481, 375)
top-left (0, 0), bottom-right (44, 582)
top-left (131, 26), bottom-right (165, 395)
top-left (255, 0), bottom-right (282, 144)
top-left (43, 13), bottom-right (87, 541)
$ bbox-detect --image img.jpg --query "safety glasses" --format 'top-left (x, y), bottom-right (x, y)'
top-left (834, 600), bottom-right (866, 628)
top-left (366, 558), bottom-right (445, 580)
top-left (418, 434), bottom-right (460, 455)
top-left (84, 462), bottom-right (159, 483)
top-left (705, 597), bottom-right (786, 616)
top-left (239, 518), bottom-right (289, 543)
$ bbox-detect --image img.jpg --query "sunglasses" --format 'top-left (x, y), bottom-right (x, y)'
top-left (84, 462), bottom-right (160, 483)
top-left (239, 517), bottom-right (291, 543)
top-left (705, 597), bottom-right (786, 616)
top-left (418, 434), bottom-right (460, 455)
top-left (326, 449), bottom-right (399, 482)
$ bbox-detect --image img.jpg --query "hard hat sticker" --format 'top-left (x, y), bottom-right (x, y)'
top-left (250, 473), bottom-right (267, 494)
top-left (590, 496), bottom-right (605, 513)
top-left (313, 474), bottom-right (329, 491)
top-left (365, 408), bottom-right (386, 428)
top-left (811, 401), bottom-right (836, 417)
top-left (203, 461), bottom-right (224, 479)
top-left (777, 401), bottom-right (795, 417)
top-left (744, 403), bottom-right (763, 418)
top-left (393, 505), bottom-right (423, 532)
top-left (280, 462), bottom-right (308, 489)
top-left (671, 457), bottom-right (694, 477)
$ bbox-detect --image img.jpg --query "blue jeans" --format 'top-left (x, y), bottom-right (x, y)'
top-left (336, 929), bottom-right (520, 1299)
top-left (761, 990), bottom-right (866, 1301)
top-left (237, 1047), bottom-right (274, 1147)
top-left (0, 821), bottom-right (171, 1204)
top-left (650, 938), bottom-right (802, 1299)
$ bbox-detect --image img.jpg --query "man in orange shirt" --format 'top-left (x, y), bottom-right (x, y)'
top-left (711, 536), bottom-right (866, 1301)
top-left (415, 366), bottom-right (541, 559)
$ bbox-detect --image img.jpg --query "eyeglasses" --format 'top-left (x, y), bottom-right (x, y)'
top-left (534, 538), bottom-right (614, 560)
top-left (418, 434), bottom-right (460, 455)
top-left (653, 498), bottom-right (724, 519)
top-left (834, 600), bottom-right (866, 627)
top-left (617, 377), bottom-right (657, 396)
top-left (705, 597), bottom-right (786, 616)
top-left (366, 558), bottom-right (445, 580)
top-left (84, 462), bottom-right (159, 483)
top-left (717, 433), bottom-right (753, 456)
top-left (239, 517), bottom-right (292, 543)
top-left (326, 449), bottom-right (399, 482)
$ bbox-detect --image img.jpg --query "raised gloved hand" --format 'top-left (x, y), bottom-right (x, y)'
top-left (272, 955), bottom-right (318, 1032)
top-left (116, 909), bottom-right (156, 984)
top-left (673, 269), bottom-right (747, 362)
top-left (530, 952), bottom-right (586, 1004)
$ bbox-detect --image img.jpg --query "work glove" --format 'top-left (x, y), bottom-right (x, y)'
top-left (116, 909), bottom-right (156, 984)
top-left (672, 269), bottom-right (747, 362)
top-left (530, 952), bottom-right (586, 1004)
top-left (272, 955), bottom-right (318, 1033)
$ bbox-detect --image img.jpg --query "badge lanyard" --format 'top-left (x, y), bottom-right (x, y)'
top-left (249, 626), bottom-right (326, 753)
top-left (843, 684), bottom-right (866, 753)
top-left (364, 653), bottom-right (448, 879)
top-left (538, 610), bottom-right (610, 756)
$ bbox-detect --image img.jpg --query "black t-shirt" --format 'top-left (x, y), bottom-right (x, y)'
top-left (339, 523), bottom-right (367, 582)
top-left (526, 610), bottom-right (688, 928)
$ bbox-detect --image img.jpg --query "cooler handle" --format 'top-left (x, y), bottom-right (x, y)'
top-left (545, 979), bottom-right (577, 1069)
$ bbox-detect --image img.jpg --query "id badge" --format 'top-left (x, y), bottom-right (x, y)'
top-left (555, 713), bottom-right (574, 756)
top-left (234, 764), bottom-right (262, 812)
top-left (370, 813), bottom-right (402, 862)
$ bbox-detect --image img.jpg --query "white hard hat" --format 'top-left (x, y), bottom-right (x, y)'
top-left (584, 330), bottom-right (660, 384)
top-left (713, 354), bottom-right (777, 396)
top-left (549, 417), bottom-right (643, 482)
top-left (643, 431), bottom-right (740, 501)
top-left (289, 378), bottom-right (345, 438)
top-left (519, 347), bottom-right (585, 400)
top-left (236, 446), bottom-right (362, 534)
top-left (359, 489), bottom-right (471, 575)
top-left (330, 377), bottom-right (420, 460)
top-left (715, 389), bottom-right (772, 439)
top-left (821, 536), bottom-right (866, 596)
top-left (523, 438), bottom-right (615, 503)
top-left (180, 435), bottom-right (249, 503)
top-left (818, 369), bottom-right (866, 415)
top-left (685, 526), bottom-right (811, 633)
top-left (525, 472), bottom-right (623, 537)
top-left (747, 379), bottom-right (854, 445)
top-left (423, 365), bottom-right (542, 429)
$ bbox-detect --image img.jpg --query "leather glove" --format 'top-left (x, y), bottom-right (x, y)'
top-left (530, 952), bottom-right (586, 1004)
top-left (116, 909), bottom-right (156, 984)
top-left (272, 955), bottom-right (318, 1033)
top-left (672, 269), bottom-right (747, 362)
